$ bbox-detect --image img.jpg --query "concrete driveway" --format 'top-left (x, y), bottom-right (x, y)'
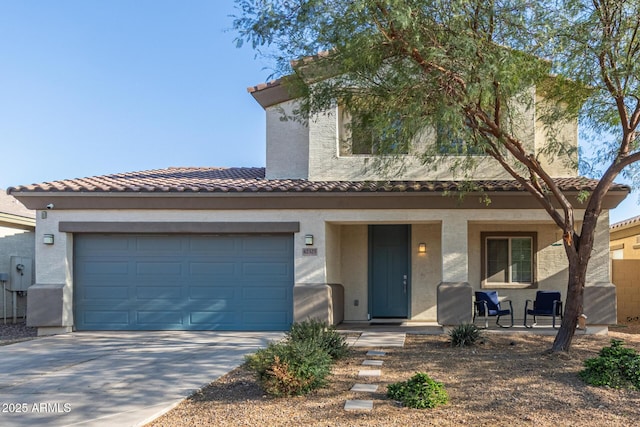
top-left (0, 331), bottom-right (283, 427)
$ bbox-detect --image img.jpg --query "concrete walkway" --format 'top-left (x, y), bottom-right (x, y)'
top-left (350, 332), bottom-right (406, 348)
top-left (0, 331), bottom-right (282, 427)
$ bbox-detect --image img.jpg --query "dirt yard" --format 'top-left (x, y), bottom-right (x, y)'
top-left (147, 323), bottom-right (640, 427)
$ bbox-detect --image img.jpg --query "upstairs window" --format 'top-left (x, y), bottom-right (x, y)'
top-left (436, 124), bottom-right (486, 156)
top-left (339, 106), bottom-right (408, 155)
top-left (482, 232), bottom-right (536, 288)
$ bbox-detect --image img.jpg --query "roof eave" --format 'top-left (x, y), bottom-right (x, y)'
top-left (0, 212), bottom-right (36, 230)
top-left (9, 189), bottom-right (628, 211)
top-left (248, 78), bottom-right (294, 109)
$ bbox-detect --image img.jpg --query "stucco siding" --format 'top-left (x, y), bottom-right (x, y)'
top-left (534, 92), bottom-right (579, 178)
top-left (587, 211), bottom-right (612, 283)
top-left (411, 223), bottom-right (442, 320)
top-left (267, 87), bottom-right (578, 181)
top-left (610, 221), bottom-right (640, 260)
top-left (325, 222), bottom-right (341, 284)
top-left (32, 207), bottom-right (610, 329)
top-left (265, 100), bottom-right (309, 179)
top-left (340, 225), bottom-right (368, 321)
top-left (0, 227), bottom-right (34, 319)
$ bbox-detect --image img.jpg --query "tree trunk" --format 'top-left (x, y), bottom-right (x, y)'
top-left (552, 222), bottom-right (598, 351)
top-left (551, 258), bottom-right (587, 351)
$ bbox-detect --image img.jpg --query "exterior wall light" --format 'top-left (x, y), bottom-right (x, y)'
top-left (418, 242), bottom-right (426, 253)
top-left (43, 234), bottom-right (55, 245)
top-left (304, 234), bottom-right (314, 246)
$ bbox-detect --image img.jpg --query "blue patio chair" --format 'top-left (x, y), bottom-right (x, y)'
top-left (524, 291), bottom-right (563, 329)
top-left (473, 291), bottom-right (513, 328)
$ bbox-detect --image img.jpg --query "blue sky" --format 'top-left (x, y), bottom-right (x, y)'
top-left (0, 1), bottom-right (637, 223)
top-left (0, 1), bottom-right (268, 187)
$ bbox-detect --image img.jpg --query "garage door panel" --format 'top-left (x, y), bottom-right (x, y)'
top-left (189, 262), bottom-right (237, 277)
top-left (243, 310), bottom-right (289, 325)
top-left (242, 286), bottom-right (289, 301)
top-left (136, 286), bottom-right (183, 300)
top-left (79, 260), bottom-right (130, 276)
top-left (136, 236), bottom-right (184, 252)
top-left (82, 311), bottom-right (130, 326)
top-left (189, 237), bottom-right (238, 253)
top-left (189, 286), bottom-right (235, 300)
top-left (242, 237), bottom-right (290, 254)
top-left (242, 262), bottom-right (291, 277)
top-left (76, 237), bottom-right (131, 252)
top-left (136, 261), bottom-right (183, 276)
top-left (74, 234), bottom-right (293, 331)
top-left (190, 311), bottom-right (237, 325)
top-left (136, 311), bottom-right (184, 326)
top-left (84, 286), bottom-right (130, 300)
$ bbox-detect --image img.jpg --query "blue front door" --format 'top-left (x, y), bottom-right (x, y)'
top-left (370, 225), bottom-right (410, 318)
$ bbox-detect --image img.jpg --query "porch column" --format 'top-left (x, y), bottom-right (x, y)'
top-left (441, 217), bottom-right (469, 282)
top-left (437, 217), bottom-right (472, 325)
top-left (293, 219), bottom-right (346, 325)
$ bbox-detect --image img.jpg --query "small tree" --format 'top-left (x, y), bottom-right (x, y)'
top-left (234, 0), bottom-right (640, 352)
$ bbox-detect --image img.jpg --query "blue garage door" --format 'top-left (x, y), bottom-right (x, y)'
top-left (74, 234), bottom-right (293, 331)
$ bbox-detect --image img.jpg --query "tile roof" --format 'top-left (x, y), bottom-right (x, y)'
top-left (6, 167), bottom-right (630, 195)
top-left (0, 190), bottom-right (35, 218)
top-left (610, 215), bottom-right (640, 230)
top-left (247, 79), bottom-right (283, 94)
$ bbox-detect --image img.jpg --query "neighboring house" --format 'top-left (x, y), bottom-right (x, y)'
top-left (610, 215), bottom-right (640, 260)
top-left (9, 79), bottom-right (628, 335)
top-left (0, 190), bottom-right (35, 321)
top-left (610, 216), bottom-right (640, 323)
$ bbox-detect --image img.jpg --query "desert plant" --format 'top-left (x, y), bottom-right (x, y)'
top-left (579, 339), bottom-right (640, 390)
top-left (245, 338), bottom-right (333, 396)
top-left (449, 323), bottom-right (482, 347)
top-left (387, 372), bottom-right (449, 409)
top-left (287, 319), bottom-right (349, 359)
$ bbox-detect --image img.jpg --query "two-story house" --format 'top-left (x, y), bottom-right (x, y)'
top-left (9, 78), bottom-right (628, 335)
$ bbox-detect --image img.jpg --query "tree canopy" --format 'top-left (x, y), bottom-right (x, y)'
top-left (234, 0), bottom-right (640, 351)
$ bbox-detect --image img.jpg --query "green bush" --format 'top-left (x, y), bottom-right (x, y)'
top-left (579, 339), bottom-right (640, 390)
top-left (387, 372), bottom-right (449, 409)
top-left (286, 319), bottom-right (349, 359)
top-left (245, 339), bottom-right (333, 396)
top-left (449, 323), bottom-right (482, 347)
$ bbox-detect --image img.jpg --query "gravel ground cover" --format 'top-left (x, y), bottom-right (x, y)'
top-left (3, 321), bottom-right (639, 426)
top-left (0, 322), bottom-right (37, 346)
top-left (148, 323), bottom-right (640, 427)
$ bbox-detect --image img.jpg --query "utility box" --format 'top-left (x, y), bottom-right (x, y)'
top-left (9, 256), bottom-right (33, 292)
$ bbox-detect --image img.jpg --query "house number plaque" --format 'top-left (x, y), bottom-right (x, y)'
top-left (302, 248), bottom-right (318, 256)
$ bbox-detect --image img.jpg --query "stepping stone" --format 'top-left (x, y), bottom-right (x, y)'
top-left (366, 350), bottom-right (386, 357)
top-left (358, 369), bottom-right (381, 377)
top-left (362, 359), bottom-right (383, 366)
top-left (351, 383), bottom-right (378, 392)
top-left (344, 400), bottom-right (373, 411)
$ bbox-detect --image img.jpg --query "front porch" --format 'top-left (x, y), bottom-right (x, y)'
top-left (336, 321), bottom-right (609, 336)
top-left (293, 211), bottom-right (617, 333)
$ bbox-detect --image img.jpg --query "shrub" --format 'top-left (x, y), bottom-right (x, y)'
top-left (449, 323), bottom-right (482, 347)
top-left (287, 319), bottom-right (349, 360)
top-left (245, 339), bottom-right (333, 396)
top-left (579, 339), bottom-right (640, 390)
top-left (387, 372), bottom-right (449, 409)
